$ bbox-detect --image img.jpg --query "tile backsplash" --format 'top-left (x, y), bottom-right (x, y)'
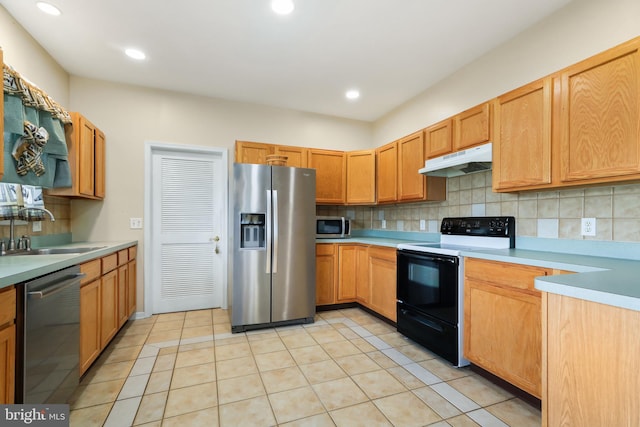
top-left (0, 195), bottom-right (71, 241)
top-left (317, 171), bottom-right (640, 243)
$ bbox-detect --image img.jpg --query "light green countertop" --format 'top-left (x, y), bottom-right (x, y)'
top-left (460, 248), bottom-right (640, 312)
top-left (0, 241), bottom-right (138, 288)
top-left (319, 231), bottom-right (640, 312)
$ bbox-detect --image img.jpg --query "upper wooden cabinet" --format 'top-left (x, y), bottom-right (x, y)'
top-left (398, 132), bottom-right (447, 203)
top-left (376, 142), bottom-right (398, 203)
top-left (454, 102), bottom-right (492, 150)
top-left (493, 37), bottom-right (640, 192)
top-left (425, 119), bottom-right (453, 159)
top-left (493, 78), bottom-right (553, 191)
top-left (398, 131), bottom-right (426, 201)
top-left (235, 140), bottom-right (273, 164)
top-left (346, 150), bottom-right (376, 204)
top-left (308, 149), bottom-right (346, 204)
top-left (47, 112), bottom-right (105, 199)
top-left (274, 145), bottom-right (308, 168)
top-left (558, 37), bottom-right (640, 185)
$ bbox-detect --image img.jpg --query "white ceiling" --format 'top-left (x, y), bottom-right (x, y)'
top-left (1, 0), bottom-right (572, 122)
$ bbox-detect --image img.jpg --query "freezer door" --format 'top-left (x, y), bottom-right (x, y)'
top-left (232, 163), bottom-right (272, 327)
top-left (271, 166), bottom-right (316, 323)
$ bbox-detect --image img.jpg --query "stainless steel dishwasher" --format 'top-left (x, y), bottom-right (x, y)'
top-left (15, 265), bottom-right (84, 403)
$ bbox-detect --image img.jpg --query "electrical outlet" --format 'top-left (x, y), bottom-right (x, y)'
top-left (581, 217), bottom-right (596, 236)
top-left (130, 218), bottom-right (143, 229)
top-left (419, 219), bottom-right (426, 230)
top-left (381, 219), bottom-right (387, 229)
top-left (32, 221), bottom-right (42, 232)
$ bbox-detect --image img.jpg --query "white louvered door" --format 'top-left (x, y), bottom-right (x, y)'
top-left (150, 147), bottom-right (226, 313)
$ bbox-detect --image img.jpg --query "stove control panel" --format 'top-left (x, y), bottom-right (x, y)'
top-left (440, 216), bottom-right (515, 238)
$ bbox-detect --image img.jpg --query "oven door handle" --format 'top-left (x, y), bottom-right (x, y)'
top-left (400, 309), bottom-right (445, 333)
top-left (402, 252), bottom-right (458, 265)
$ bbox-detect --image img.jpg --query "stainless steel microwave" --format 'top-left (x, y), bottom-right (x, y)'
top-left (316, 216), bottom-right (351, 238)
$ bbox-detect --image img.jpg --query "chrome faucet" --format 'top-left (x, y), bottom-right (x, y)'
top-left (6, 207), bottom-right (56, 251)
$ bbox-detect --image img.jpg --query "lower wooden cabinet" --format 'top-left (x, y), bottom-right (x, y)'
top-left (543, 293), bottom-right (640, 427)
top-left (316, 244), bottom-right (337, 305)
top-left (79, 245), bottom-right (138, 375)
top-left (463, 258), bottom-right (570, 398)
top-left (79, 278), bottom-right (101, 374)
top-left (367, 247), bottom-right (397, 322)
top-left (100, 269), bottom-right (118, 349)
top-left (316, 243), bottom-right (396, 322)
top-left (0, 286), bottom-right (16, 404)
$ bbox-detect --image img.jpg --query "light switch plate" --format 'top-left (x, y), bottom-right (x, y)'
top-left (419, 219), bottom-right (426, 230)
top-left (130, 218), bottom-right (143, 229)
top-left (381, 219), bottom-right (387, 229)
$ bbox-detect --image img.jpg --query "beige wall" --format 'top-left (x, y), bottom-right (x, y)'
top-left (373, 0), bottom-right (640, 146)
top-left (0, 7), bottom-right (69, 106)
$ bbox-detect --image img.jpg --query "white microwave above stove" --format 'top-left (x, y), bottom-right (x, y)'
top-left (316, 216), bottom-right (351, 238)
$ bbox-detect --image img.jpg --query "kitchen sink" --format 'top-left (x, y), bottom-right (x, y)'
top-left (4, 246), bottom-right (106, 256)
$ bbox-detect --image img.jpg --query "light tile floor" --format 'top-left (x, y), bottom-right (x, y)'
top-left (69, 308), bottom-right (541, 426)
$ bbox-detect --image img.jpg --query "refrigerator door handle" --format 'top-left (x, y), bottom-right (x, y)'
top-left (272, 190), bottom-right (278, 274)
top-left (266, 190), bottom-right (272, 274)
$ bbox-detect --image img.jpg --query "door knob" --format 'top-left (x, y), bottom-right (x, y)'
top-left (211, 236), bottom-right (220, 242)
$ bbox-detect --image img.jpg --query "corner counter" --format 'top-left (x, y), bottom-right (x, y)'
top-left (0, 241), bottom-right (138, 288)
top-left (460, 247), bottom-right (640, 312)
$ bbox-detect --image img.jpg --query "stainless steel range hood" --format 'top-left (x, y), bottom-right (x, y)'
top-left (419, 142), bottom-right (492, 177)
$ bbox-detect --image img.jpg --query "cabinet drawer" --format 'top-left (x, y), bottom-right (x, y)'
top-left (465, 258), bottom-right (549, 291)
top-left (0, 286), bottom-right (16, 327)
top-left (316, 244), bottom-right (335, 256)
top-left (128, 245), bottom-right (137, 260)
top-left (117, 249), bottom-right (129, 265)
top-left (102, 253), bottom-right (118, 274)
top-left (80, 259), bottom-right (101, 284)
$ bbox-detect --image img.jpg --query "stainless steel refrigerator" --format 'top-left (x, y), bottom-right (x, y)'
top-left (231, 163), bottom-right (316, 332)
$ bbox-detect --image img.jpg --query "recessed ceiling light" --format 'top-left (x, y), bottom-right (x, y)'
top-left (345, 89), bottom-right (360, 100)
top-left (271, 0), bottom-right (295, 15)
top-left (36, 2), bottom-right (61, 16)
top-left (125, 48), bottom-right (146, 61)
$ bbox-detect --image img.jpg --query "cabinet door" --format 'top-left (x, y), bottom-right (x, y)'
top-left (425, 119), bottom-right (452, 158)
top-left (274, 145), bottom-right (308, 168)
top-left (308, 149), bottom-right (346, 204)
top-left (127, 259), bottom-right (137, 317)
top-left (94, 128), bottom-right (106, 199)
top-left (454, 102), bottom-right (492, 150)
top-left (376, 142), bottom-right (397, 203)
top-left (346, 150), bottom-right (376, 205)
top-left (337, 245), bottom-right (358, 302)
top-left (77, 115), bottom-right (96, 197)
top-left (559, 38), bottom-right (640, 184)
top-left (80, 280), bottom-right (101, 375)
top-left (0, 324), bottom-right (15, 404)
top-left (235, 141), bottom-right (273, 164)
top-left (545, 294), bottom-right (640, 427)
top-left (398, 131), bottom-right (426, 201)
top-left (368, 247), bottom-right (397, 321)
top-left (355, 246), bottom-right (370, 304)
top-left (117, 265), bottom-right (128, 327)
top-left (493, 78), bottom-right (553, 191)
top-left (465, 280), bottom-right (541, 397)
top-left (100, 270), bottom-right (118, 349)
top-left (316, 244), bottom-right (337, 305)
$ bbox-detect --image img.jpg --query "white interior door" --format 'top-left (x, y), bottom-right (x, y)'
top-left (146, 143), bottom-right (227, 314)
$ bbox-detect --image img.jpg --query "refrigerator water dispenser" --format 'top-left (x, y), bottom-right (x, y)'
top-left (240, 213), bottom-right (265, 249)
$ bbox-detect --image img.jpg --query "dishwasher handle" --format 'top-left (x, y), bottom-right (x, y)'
top-left (27, 273), bottom-right (86, 299)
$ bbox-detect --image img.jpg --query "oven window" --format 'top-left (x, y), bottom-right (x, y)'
top-left (398, 251), bottom-right (459, 324)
